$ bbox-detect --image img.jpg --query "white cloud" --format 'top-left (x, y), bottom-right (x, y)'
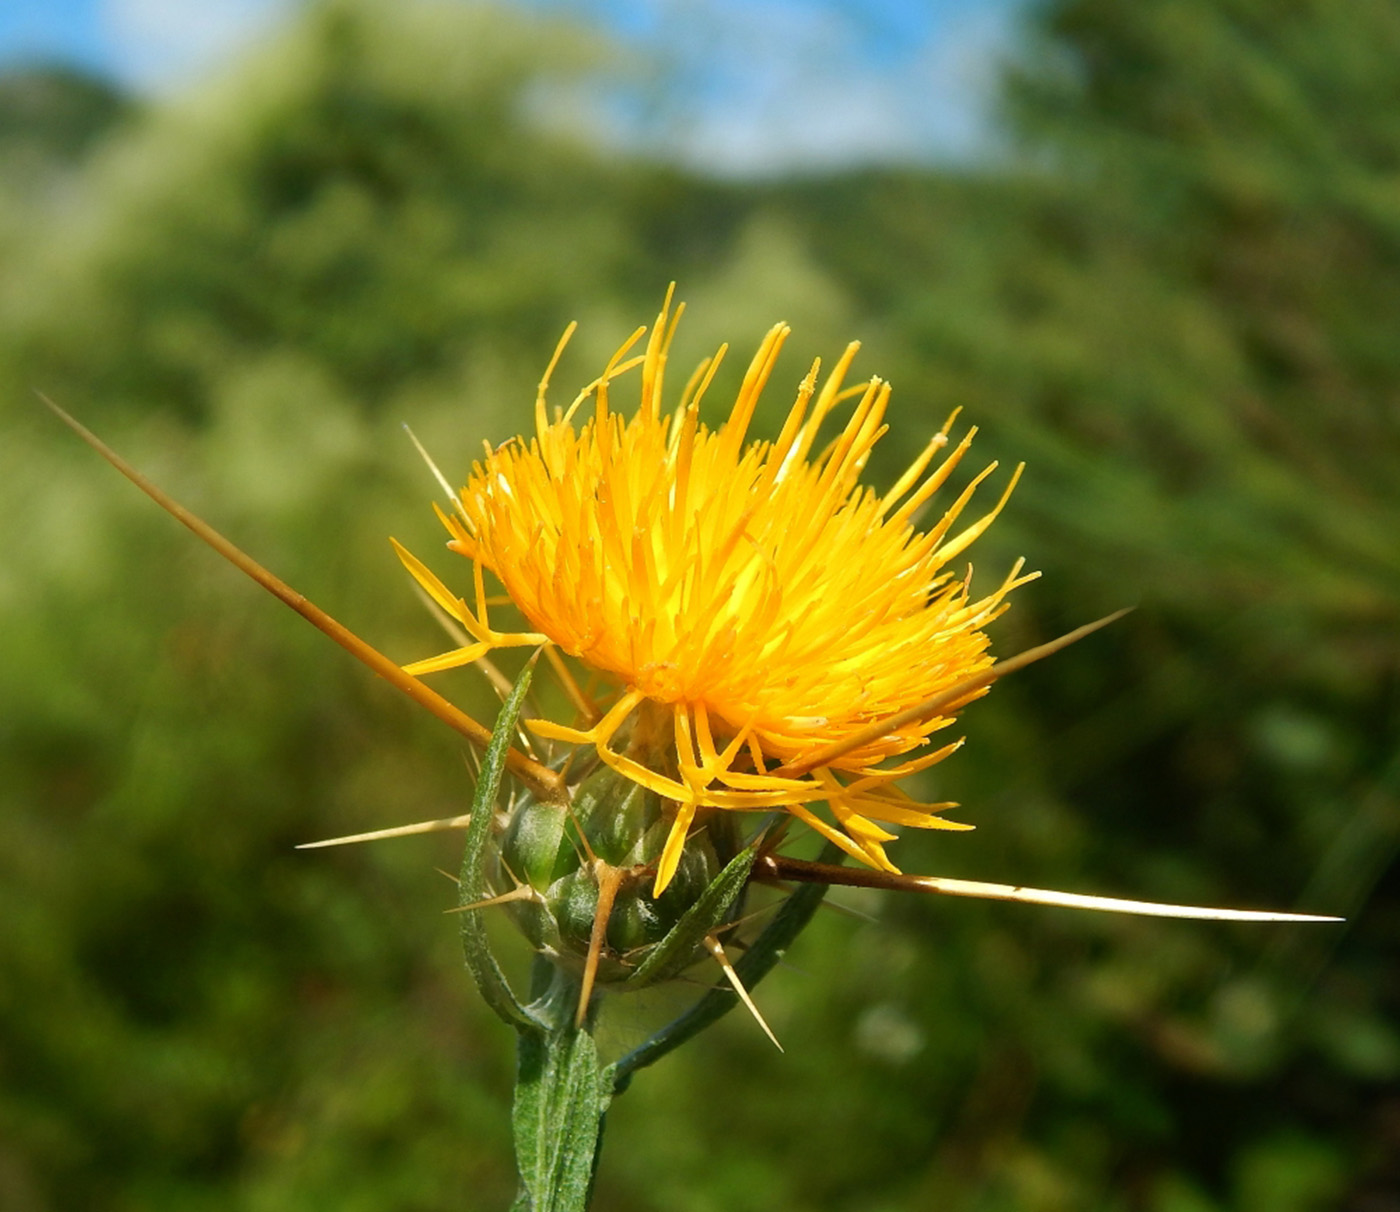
top-left (589, 0), bottom-right (1018, 176)
top-left (100, 0), bottom-right (292, 88)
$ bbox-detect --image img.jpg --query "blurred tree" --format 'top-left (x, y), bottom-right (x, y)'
top-left (0, 63), bottom-right (132, 164)
top-left (4, 0), bottom-right (629, 424)
top-left (0, 64), bottom-right (135, 274)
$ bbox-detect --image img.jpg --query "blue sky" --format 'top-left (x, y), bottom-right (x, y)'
top-left (0, 0), bottom-right (1023, 174)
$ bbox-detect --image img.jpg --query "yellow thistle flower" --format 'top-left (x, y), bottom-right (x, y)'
top-left (44, 317), bottom-right (1341, 1057)
top-left (394, 291), bottom-right (1034, 898)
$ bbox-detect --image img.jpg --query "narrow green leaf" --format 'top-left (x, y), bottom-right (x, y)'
top-left (512, 1022), bottom-right (610, 1211)
top-left (460, 667), bottom-right (543, 1031)
top-left (624, 844), bottom-right (759, 989)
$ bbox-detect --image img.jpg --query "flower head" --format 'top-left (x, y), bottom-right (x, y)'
top-left (396, 292), bottom-right (1033, 896)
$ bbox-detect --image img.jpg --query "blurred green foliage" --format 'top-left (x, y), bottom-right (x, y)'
top-left (2, 0), bottom-right (1397, 1208)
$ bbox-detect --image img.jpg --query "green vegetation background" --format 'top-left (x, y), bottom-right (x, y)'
top-left (2, 1), bottom-right (1397, 1208)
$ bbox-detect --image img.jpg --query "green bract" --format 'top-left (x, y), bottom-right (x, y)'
top-left (499, 758), bottom-right (751, 989)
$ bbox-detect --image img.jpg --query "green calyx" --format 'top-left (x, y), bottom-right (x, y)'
top-left (499, 760), bottom-right (750, 988)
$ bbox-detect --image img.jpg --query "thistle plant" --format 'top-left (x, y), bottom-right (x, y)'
top-left (47, 290), bottom-right (1338, 1211)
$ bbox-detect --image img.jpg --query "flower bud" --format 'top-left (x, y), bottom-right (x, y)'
top-left (498, 759), bottom-right (744, 987)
